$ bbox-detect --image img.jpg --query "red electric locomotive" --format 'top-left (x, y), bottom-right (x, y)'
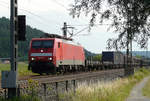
top-left (28, 34), bottom-right (85, 74)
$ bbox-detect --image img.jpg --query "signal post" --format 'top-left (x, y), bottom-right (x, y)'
top-left (1, 0), bottom-right (26, 98)
top-left (7, 0), bottom-right (18, 98)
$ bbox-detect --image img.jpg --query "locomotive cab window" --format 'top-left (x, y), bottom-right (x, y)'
top-left (32, 40), bottom-right (54, 48)
top-left (58, 42), bottom-right (60, 48)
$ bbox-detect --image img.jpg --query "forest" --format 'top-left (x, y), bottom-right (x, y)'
top-left (0, 17), bottom-right (44, 60)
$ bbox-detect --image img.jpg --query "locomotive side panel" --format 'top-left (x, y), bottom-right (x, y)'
top-left (54, 39), bottom-right (63, 67)
top-left (59, 41), bottom-right (85, 66)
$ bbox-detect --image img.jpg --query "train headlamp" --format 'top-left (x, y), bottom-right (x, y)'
top-left (31, 57), bottom-right (35, 61)
top-left (48, 57), bottom-right (52, 61)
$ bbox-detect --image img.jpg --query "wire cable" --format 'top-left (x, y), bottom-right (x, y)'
top-left (0, 0), bottom-right (9, 5)
top-left (70, 23), bottom-right (112, 26)
top-left (0, 2), bottom-right (62, 33)
top-left (52, 0), bottom-right (69, 10)
top-left (0, 1), bottom-right (61, 27)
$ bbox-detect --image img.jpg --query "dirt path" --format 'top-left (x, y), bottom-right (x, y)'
top-left (126, 76), bottom-right (150, 101)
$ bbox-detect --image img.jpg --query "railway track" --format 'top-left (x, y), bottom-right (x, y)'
top-left (33, 69), bottom-right (124, 83)
top-left (0, 68), bottom-right (124, 98)
top-left (0, 68), bottom-right (124, 88)
top-left (18, 68), bottom-right (124, 86)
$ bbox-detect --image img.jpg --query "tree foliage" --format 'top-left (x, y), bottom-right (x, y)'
top-left (0, 17), bottom-right (44, 60)
top-left (92, 54), bottom-right (102, 61)
top-left (70, 0), bottom-right (150, 49)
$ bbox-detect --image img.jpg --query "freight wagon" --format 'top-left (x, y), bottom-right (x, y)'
top-left (102, 51), bottom-right (124, 65)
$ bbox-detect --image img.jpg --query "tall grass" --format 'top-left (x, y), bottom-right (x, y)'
top-left (62, 68), bottom-right (150, 101)
top-left (142, 76), bottom-right (150, 98)
top-left (17, 62), bottom-right (38, 76)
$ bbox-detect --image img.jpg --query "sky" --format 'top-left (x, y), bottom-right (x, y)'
top-left (0, 0), bottom-right (149, 53)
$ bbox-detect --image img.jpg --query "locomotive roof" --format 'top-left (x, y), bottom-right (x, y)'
top-left (32, 33), bottom-right (82, 47)
top-left (41, 33), bottom-right (73, 41)
top-left (31, 37), bottom-right (82, 47)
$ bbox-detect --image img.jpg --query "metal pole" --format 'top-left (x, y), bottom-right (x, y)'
top-left (63, 22), bottom-right (67, 37)
top-left (73, 80), bottom-right (76, 94)
top-left (43, 83), bottom-right (46, 100)
top-left (130, 36), bottom-right (133, 75)
top-left (125, 36), bottom-right (129, 76)
top-left (9, 0), bottom-right (18, 98)
top-left (10, 0), bottom-right (18, 71)
top-left (10, 0), bottom-right (14, 71)
top-left (66, 81), bottom-right (68, 92)
top-left (130, 0), bottom-right (134, 75)
top-left (55, 82), bottom-right (59, 101)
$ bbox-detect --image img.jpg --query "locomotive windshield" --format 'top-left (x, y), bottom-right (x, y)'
top-left (32, 40), bottom-right (54, 48)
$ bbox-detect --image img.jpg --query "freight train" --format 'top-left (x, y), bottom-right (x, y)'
top-left (102, 51), bottom-right (144, 67)
top-left (28, 34), bottom-right (149, 74)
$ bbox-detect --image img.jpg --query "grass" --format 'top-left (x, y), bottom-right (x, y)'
top-left (0, 95), bottom-right (40, 101)
top-left (0, 63), bottom-right (10, 71)
top-left (61, 68), bottom-right (150, 101)
top-left (0, 62), bottom-right (37, 77)
top-left (142, 76), bottom-right (150, 98)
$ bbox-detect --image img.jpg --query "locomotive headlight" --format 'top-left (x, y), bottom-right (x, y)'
top-left (31, 57), bottom-right (35, 61)
top-left (48, 57), bottom-right (52, 61)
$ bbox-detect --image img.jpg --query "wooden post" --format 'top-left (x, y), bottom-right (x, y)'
top-left (66, 81), bottom-right (68, 92)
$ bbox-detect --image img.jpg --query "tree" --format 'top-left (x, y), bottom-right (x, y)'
top-left (70, 0), bottom-right (150, 49)
top-left (0, 17), bottom-right (44, 60)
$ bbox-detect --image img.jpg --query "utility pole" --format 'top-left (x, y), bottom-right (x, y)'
top-left (130, 0), bottom-right (134, 75)
top-left (62, 22), bottom-right (75, 38)
top-left (9, 0), bottom-right (18, 97)
top-left (125, 33), bottom-right (130, 76)
top-left (62, 22), bottom-right (67, 38)
top-left (125, 0), bottom-right (133, 76)
top-left (130, 33), bottom-right (134, 75)
top-left (10, 0), bottom-right (18, 73)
